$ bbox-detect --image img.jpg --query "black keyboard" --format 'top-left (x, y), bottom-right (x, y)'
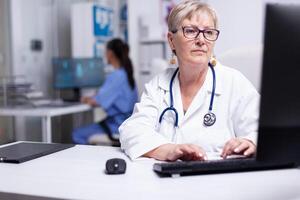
top-left (153, 158), bottom-right (294, 176)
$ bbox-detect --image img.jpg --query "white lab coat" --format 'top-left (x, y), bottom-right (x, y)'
top-left (119, 63), bottom-right (260, 160)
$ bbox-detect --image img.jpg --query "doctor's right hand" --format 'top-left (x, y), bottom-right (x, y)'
top-left (143, 144), bottom-right (207, 161)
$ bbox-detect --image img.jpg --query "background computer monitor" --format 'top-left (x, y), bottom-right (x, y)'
top-left (52, 58), bottom-right (105, 89)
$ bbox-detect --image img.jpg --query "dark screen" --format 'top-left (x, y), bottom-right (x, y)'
top-left (257, 4), bottom-right (300, 164)
top-left (259, 4), bottom-right (300, 128)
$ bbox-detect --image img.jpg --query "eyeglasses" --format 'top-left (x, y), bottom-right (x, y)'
top-left (172, 26), bottom-right (220, 41)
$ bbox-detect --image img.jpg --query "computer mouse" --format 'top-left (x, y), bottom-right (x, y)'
top-left (105, 158), bottom-right (126, 174)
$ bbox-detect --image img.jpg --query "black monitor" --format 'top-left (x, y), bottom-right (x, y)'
top-left (257, 4), bottom-right (300, 164)
top-left (259, 4), bottom-right (300, 128)
top-left (52, 58), bottom-right (105, 90)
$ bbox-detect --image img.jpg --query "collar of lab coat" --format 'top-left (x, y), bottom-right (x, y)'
top-left (158, 63), bottom-right (223, 95)
top-left (158, 64), bottom-right (223, 125)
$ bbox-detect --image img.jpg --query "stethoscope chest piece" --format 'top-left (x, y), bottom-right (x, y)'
top-left (203, 112), bottom-right (216, 126)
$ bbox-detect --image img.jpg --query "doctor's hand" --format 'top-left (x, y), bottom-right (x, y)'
top-left (221, 138), bottom-right (256, 159)
top-left (143, 144), bottom-right (207, 161)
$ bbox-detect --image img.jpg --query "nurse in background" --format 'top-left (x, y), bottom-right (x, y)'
top-left (72, 38), bottom-right (138, 145)
top-left (119, 0), bottom-right (259, 161)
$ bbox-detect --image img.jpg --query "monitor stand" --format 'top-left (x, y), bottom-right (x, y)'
top-left (61, 88), bottom-right (81, 102)
top-left (73, 88), bottom-right (80, 102)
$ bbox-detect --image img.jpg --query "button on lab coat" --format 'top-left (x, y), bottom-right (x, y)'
top-left (119, 63), bottom-right (260, 160)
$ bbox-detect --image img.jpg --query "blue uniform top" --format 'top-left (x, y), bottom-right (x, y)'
top-left (93, 68), bottom-right (138, 134)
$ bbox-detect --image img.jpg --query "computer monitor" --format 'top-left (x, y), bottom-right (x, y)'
top-left (52, 58), bottom-right (105, 90)
top-left (257, 4), bottom-right (300, 164)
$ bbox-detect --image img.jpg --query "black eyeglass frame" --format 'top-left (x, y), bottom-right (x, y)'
top-left (171, 26), bottom-right (220, 41)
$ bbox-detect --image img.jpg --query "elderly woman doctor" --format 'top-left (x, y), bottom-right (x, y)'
top-left (119, 0), bottom-right (259, 161)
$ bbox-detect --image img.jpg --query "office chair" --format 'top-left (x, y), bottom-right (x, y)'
top-left (217, 44), bottom-right (263, 92)
top-left (88, 107), bottom-right (120, 147)
top-left (88, 134), bottom-right (120, 147)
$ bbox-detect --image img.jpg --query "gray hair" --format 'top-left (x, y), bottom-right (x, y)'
top-left (167, 0), bottom-right (218, 32)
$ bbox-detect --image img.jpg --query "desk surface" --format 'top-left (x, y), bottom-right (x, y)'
top-left (0, 143), bottom-right (299, 200)
top-left (0, 104), bottom-right (91, 117)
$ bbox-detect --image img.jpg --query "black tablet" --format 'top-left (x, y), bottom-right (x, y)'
top-left (0, 142), bottom-right (75, 163)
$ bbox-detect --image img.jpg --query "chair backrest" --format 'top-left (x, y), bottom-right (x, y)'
top-left (217, 44), bottom-right (263, 91)
top-left (150, 58), bottom-right (170, 77)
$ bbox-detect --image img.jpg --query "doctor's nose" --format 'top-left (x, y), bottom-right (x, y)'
top-left (194, 32), bottom-right (206, 46)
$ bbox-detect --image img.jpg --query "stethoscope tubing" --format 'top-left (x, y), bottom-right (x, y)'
top-left (208, 62), bottom-right (215, 112)
top-left (159, 63), bottom-right (216, 127)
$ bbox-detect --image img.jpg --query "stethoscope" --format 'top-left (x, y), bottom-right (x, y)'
top-left (159, 62), bottom-right (216, 127)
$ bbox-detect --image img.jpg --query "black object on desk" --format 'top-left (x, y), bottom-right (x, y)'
top-left (0, 142), bottom-right (75, 163)
top-left (153, 157), bottom-right (295, 176)
top-left (106, 158), bottom-right (126, 174)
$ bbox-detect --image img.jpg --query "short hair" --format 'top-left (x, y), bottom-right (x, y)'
top-left (167, 0), bottom-right (218, 32)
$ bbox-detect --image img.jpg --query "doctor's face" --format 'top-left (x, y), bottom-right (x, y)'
top-left (168, 11), bottom-right (217, 68)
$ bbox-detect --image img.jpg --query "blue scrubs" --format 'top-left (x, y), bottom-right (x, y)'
top-left (72, 68), bottom-right (138, 144)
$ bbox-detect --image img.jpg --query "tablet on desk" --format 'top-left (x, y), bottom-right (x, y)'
top-left (0, 142), bottom-right (75, 163)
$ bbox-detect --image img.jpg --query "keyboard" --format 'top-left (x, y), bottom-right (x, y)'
top-left (153, 158), bottom-right (294, 176)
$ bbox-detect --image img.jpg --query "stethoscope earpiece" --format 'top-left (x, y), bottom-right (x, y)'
top-left (159, 63), bottom-right (217, 128)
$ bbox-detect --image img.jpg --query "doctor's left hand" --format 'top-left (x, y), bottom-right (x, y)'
top-left (221, 138), bottom-right (256, 159)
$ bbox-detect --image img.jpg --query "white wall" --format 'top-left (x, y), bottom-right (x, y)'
top-left (207, 0), bottom-right (264, 56)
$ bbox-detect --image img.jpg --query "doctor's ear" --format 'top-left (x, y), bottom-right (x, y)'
top-left (167, 32), bottom-right (175, 50)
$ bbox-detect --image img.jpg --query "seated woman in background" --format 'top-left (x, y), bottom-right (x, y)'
top-left (72, 38), bottom-right (138, 145)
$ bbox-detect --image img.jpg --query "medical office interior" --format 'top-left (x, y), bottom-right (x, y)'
top-left (0, 0), bottom-right (298, 144)
top-left (1, 0), bottom-right (300, 199)
top-left (0, 0), bottom-right (299, 145)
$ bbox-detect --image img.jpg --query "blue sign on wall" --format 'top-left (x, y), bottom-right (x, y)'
top-left (93, 5), bottom-right (113, 38)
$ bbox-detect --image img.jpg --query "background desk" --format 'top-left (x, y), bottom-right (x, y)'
top-left (0, 143), bottom-right (299, 200)
top-left (0, 104), bottom-right (91, 143)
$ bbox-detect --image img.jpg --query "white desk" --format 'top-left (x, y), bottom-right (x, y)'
top-left (0, 104), bottom-right (91, 142)
top-left (0, 143), bottom-right (299, 200)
